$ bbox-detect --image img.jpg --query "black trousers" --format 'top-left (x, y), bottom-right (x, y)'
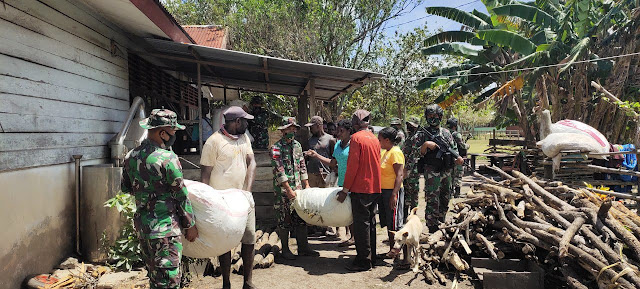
top-left (350, 192), bottom-right (380, 267)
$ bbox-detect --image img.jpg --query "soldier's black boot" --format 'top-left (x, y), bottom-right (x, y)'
top-left (276, 228), bottom-right (296, 260)
top-left (296, 225), bottom-right (320, 257)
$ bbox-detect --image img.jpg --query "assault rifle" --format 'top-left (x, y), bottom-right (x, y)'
top-left (421, 127), bottom-right (461, 160)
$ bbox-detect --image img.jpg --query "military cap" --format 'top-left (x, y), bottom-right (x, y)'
top-left (139, 109), bottom-right (185, 130)
top-left (277, 116), bottom-right (301, 130)
top-left (406, 116), bottom-right (420, 127)
top-left (305, 116), bottom-right (324, 127)
top-left (390, 117), bottom-right (402, 125)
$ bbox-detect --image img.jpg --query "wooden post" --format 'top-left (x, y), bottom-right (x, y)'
top-left (197, 63), bottom-right (203, 153)
top-left (298, 90), bottom-right (310, 150)
top-left (309, 78), bottom-right (316, 118)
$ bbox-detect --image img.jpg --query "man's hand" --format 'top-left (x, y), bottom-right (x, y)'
top-left (305, 150), bottom-right (318, 158)
top-left (455, 156), bottom-right (464, 165)
top-left (286, 188), bottom-right (297, 200)
top-left (389, 192), bottom-right (398, 211)
top-left (420, 141), bottom-right (439, 155)
top-left (337, 191), bottom-right (348, 203)
top-left (185, 225), bottom-right (199, 242)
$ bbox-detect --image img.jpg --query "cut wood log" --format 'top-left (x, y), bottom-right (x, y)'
top-left (475, 233), bottom-right (497, 260)
top-left (260, 253), bottom-right (274, 268)
top-left (253, 254), bottom-right (264, 269)
top-left (558, 216), bottom-right (585, 259)
top-left (487, 165), bottom-right (516, 181)
top-left (513, 170), bottom-right (573, 210)
top-left (586, 164), bottom-right (640, 177)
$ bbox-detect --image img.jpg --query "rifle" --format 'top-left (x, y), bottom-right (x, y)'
top-left (420, 127), bottom-right (461, 160)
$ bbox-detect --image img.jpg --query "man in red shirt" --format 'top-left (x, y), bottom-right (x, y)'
top-left (338, 109), bottom-right (382, 271)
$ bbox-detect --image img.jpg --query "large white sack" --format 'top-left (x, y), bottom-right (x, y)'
top-left (182, 180), bottom-right (254, 258)
top-left (293, 187), bottom-right (353, 227)
top-left (550, 120), bottom-right (610, 152)
top-left (537, 133), bottom-right (607, 171)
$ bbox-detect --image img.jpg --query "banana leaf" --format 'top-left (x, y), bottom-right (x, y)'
top-left (559, 37), bottom-right (590, 73)
top-left (426, 7), bottom-right (489, 29)
top-left (476, 29), bottom-right (537, 55)
top-left (423, 31), bottom-right (483, 47)
top-left (493, 4), bottom-right (559, 29)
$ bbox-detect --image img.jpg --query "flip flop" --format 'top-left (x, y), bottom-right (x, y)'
top-left (338, 239), bottom-right (355, 247)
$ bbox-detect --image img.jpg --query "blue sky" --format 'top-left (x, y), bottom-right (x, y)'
top-left (382, 0), bottom-right (489, 37)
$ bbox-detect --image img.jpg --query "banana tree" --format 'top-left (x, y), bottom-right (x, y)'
top-left (419, 0), bottom-right (639, 142)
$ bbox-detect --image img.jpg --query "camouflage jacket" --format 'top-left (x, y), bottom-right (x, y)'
top-left (451, 131), bottom-right (469, 156)
top-left (403, 126), bottom-right (458, 174)
top-left (249, 107), bottom-right (279, 149)
top-left (402, 127), bottom-right (422, 175)
top-left (270, 138), bottom-right (308, 190)
top-left (121, 139), bottom-right (195, 239)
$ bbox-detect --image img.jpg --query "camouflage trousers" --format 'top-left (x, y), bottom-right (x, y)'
top-left (139, 236), bottom-right (183, 289)
top-left (403, 176), bottom-right (420, 212)
top-left (452, 164), bottom-right (463, 188)
top-left (274, 189), bottom-right (305, 230)
top-left (424, 168), bottom-right (453, 227)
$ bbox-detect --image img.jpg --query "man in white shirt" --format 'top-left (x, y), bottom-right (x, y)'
top-left (201, 106), bottom-right (257, 289)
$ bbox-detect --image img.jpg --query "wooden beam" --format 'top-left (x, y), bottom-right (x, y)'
top-left (263, 57), bottom-right (270, 92)
top-left (197, 63), bottom-right (203, 153)
top-left (309, 78), bottom-right (316, 117)
top-left (189, 47), bottom-right (227, 88)
top-left (147, 52), bottom-right (365, 84)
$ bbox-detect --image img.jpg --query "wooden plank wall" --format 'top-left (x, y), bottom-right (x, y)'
top-left (0, 0), bottom-right (134, 171)
top-left (253, 150), bottom-right (277, 226)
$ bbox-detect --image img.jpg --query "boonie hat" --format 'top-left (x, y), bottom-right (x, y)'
top-left (406, 116), bottom-right (420, 127)
top-left (390, 117), bottom-right (402, 125)
top-left (278, 117), bottom-right (301, 130)
top-left (305, 116), bottom-right (324, 127)
top-left (353, 109), bottom-right (371, 121)
top-left (223, 106), bottom-right (254, 120)
top-left (139, 109), bottom-right (185, 130)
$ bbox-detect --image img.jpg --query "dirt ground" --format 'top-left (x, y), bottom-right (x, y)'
top-left (186, 175), bottom-right (481, 289)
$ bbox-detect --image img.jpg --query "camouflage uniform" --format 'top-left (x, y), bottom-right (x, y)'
top-left (270, 132), bottom-right (309, 230)
top-left (249, 106), bottom-right (271, 149)
top-left (401, 127), bottom-right (421, 213)
top-left (404, 126), bottom-right (458, 227)
top-left (451, 131), bottom-right (467, 194)
top-left (121, 109), bottom-right (195, 289)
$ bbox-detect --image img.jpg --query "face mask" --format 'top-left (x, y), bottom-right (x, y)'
top-left (427, 117), bottom-right (441, 127)
top-left (162, 131), bottom-right (176, 148)
top-left (285, 132), bottom-right (295, 140)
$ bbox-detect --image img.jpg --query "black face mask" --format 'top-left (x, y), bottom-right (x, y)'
top-left (162, 130), bottom-right (176, 148)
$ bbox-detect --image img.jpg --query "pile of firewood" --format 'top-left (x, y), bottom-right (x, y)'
top-left (419, 166), bottom-right (640, 289)
top-left (231, 229), bottom-right (280, 273)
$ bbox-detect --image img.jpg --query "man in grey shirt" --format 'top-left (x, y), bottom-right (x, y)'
top-left (305, 116), bottom-right (336, 188)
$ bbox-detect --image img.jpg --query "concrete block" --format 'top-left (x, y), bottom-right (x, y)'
top-left (96, 271), bottom-right (140, 289)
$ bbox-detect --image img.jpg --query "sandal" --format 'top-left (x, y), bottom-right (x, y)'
top-left (338, 239), bottom-right (355, 247)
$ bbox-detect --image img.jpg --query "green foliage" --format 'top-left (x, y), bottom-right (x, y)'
top-left (425, 7), bottom-right (490, 29)
top-left (476, 29), bottom-right (537, 55)
top-left (103, 193), bottom-right (142, 271)
top-left (492, 4), bottom-right (559, 29)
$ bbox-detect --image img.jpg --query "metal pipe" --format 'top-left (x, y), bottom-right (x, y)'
top-left (72, 154), bottom-right (83, 256)
top-left (114, 96), bottom-right (146, 146)
top-left (110, 96), bottom-right (146, 166)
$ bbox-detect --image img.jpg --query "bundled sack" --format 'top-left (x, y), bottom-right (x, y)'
top-left (537, 133), bottom-right (608, 171)
top-left (182, 180), bottom-right (254, 258)
top-left (551, 120), bottom-right (610, 152)
top-left (292, 187), bottom-right (353, 227)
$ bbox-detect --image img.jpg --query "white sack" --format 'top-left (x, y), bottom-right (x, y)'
top-left (182, 180), bottom-right (254, 258)
top-left (550, 120), bottom-right (610, 152)
top-left (293, 187), bottom-right (353, 227)
top-left (537, 133), bottom-right (607, 171)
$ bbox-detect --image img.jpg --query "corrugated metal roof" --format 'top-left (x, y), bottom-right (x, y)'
top-left (143, 38), bottom-right (384, 101)
top-left (182, 25), bottom-right (227, 49)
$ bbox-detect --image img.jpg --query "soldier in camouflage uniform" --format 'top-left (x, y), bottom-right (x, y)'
top-left (121, 109), bottom-right (199, 289)
top-left (401, 116), bottom-right (421, 220)
top-left (249, 96), bottom-right (279, 149)
top-left (404, 105), bottom-right (463, 232)
top-left (447, 117), bottom-right (469, 197)
top-left (389, 117), bottom-right (406, 148)
top-left (270, 117), bottom-right (319, 260)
